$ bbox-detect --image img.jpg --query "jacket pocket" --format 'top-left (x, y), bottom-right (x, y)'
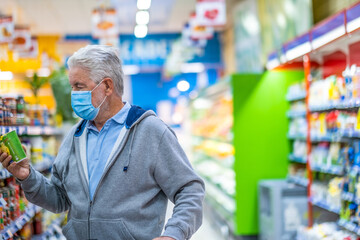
top-left (62, 218), bottom-right (88, 240)
top-left (90, 219), bottom-right (136, 240)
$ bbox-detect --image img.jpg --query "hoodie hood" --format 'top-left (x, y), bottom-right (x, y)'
top-left (74, 105), bottom-right (155, 137)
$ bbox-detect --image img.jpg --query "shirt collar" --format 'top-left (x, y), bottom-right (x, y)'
top-left (87, 102), bottom-right (131, 131)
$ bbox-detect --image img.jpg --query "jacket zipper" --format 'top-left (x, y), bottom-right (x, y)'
top-left (91, 130), bottom-right (131, 202)
top-left (88, 200), bottom-right (92, 240)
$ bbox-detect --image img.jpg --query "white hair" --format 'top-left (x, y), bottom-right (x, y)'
top-left (67, 45), bottom-right (124, 96)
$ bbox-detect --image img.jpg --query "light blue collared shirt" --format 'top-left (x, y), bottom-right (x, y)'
top-left (86, 102), bottom-right (131, 200)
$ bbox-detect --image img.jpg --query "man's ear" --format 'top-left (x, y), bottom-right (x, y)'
top-left (104, 78), bottom-right (114, 95)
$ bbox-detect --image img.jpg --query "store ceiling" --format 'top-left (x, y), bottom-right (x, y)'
top-left (0, 0), bottom-right (196, 35)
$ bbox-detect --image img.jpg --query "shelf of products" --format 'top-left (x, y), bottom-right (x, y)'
top-left (297, 222), bottom-right (359, 240)
top-left (0, 203), bottom-right (42, 240)
top-left (0, 126), bottom-right (61, 136)
top-left (286, 83), bottom-right (306, 102)
top-left (289, 153), bottom-right (307, 164)
top-left (0, 93), bottom-right (64, 239)
top-left (288, 175), bottom-right (309, 187)
top-left (190, 83), bottom-right (236, 231)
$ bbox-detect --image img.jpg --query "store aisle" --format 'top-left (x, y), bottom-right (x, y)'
top-left (165, 202), bottom-right (225, 240)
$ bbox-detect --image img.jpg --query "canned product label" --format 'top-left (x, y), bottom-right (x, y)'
top-left (0, 130), bottom-right (26, 162)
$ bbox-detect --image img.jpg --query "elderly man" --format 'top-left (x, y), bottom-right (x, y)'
top-left (0, 45), bottom-right (205, 240)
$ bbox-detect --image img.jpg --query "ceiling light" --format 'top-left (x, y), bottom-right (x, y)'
top-left (137, 0), bottom-right (151, 10)
top-left (0, 71), bottom-right (13, 81)
top-left (181, 63), bottom-right (205, 73)
top-left (37, 68), bottom-right (51, 77)
top-left (136, 11), bottom-right (150, 25)
top-left (134, 24), bottom-right (148, 38)
top-left (123, 65), bottom-right (140, 75)
top-left (177, 80), bottom-right (190, 92)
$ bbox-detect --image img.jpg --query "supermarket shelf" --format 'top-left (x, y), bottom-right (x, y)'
top-left (287, 175), bottom-right (308, 187)
top-left (286, 110), bottom-right (306, 118)
top-left (0, 126), bottom-right (61, 136)
top-left (286, 92), bottom-right (306, 102)
top-left (203, 179), bottom-right (235, 218)
top-left (310, 99), bottom-right (360, 112)
top-left (33, 213), bottom-right (66, 240)
top-left (310, 197), bottom-right (340, 215)
top-left (0, 203), bottom-right (42, 240)
top-left (288, 131), bottom-right (360, 142)
top-left (311, 164), bottom-right (344, 175)
top-left (192, 135), bottom-right (233, 144)
top-left (338, 219), bottom-right (360, 236)
top-left (341, 192), bottom-right (360, 205)
top-left (193, 151), bottom-right (234, 170)
top-left (0, 169), bottom-right (11, 180)
top-left (199, 174), bottom-right (235, 199)
top-left (33, 155), bottom-right (55, 172)
top-left (288, 154), bottom-right (307, 164)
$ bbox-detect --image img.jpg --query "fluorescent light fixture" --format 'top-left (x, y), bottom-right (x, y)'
top-left (172, 112), bottom-right (184, 124)
top-left (137, 0), bottom-right (151, 10)
top-left (0, 71), bottom-right (13, 80)
top-left (266, 58), bottom-right (280, 70)
top-left (181, 63), bottom-right (205, 73)
top-left (285, 42), bottom-right (311, 61)
top-left (123, 65), bottom-right (140, 75)
top-left (347, 17), bottom-right (360, 33)
top-left (136, 11), bottom-right (150, 25)
top-left (134, 24), bottom-right (148, 38)
top-left (37, 68), bottom-right (51, 77)
top-left (177, 80), bottom-right (190, 92)
top-left (193, 98), bottom-right (211, 109)
top-left (311, 26), bottom-right (345, 50)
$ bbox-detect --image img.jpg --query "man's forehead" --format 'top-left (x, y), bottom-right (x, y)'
top-left (69, 67), bottom-right (91, 84)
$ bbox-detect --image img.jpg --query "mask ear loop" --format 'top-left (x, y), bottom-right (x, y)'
top-left (91, 79), bottom-right (105, 93)
top-left (97, 96), bottom-right (107, 109)
top-left (91, 79), bottom-right (107, 109)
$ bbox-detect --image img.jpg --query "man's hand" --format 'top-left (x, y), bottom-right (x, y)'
top-left (152, 237), bottom-right (176, 240)
top-left (0, 146), bottom-right (30, 180)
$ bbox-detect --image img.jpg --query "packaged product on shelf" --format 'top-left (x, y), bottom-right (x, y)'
top-left (16, 96), bottom-right (25, 125)
top-left (297, 222), bottom-right (359, 240)
top-left (293, 140), bottom-right (307, 158)
top-left (289, 117), bottom-right (307, 136)
top-left (30, 136), bottom-right (43, 165)
top-left (287, 81), bottom-right (306, 99)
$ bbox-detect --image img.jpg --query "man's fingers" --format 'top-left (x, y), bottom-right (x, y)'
top-left (22, 145), bottom-right (27, 153)
top-left (2, 155), bottom-right (12, 168)
top-left (0, 152), bottom-right (8, 163)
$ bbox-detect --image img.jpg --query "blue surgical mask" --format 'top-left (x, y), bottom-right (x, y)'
top-left (71, 80), bottom-right (107, 120)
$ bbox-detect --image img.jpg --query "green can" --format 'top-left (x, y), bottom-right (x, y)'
top-left (0, 130), bottom-right (27, 163)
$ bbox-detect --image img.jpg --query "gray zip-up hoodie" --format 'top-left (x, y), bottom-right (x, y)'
top-left (19, 106), bottom-right (205, 240)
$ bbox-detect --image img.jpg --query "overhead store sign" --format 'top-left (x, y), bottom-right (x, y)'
top-left (0, 16), bottom-right (14, 43)
top-left (91, 8), bottom-right (119, 39)
top-left (18, 39), bottom-right (38, 59)
top-left (195, 0), bottom-right (226, 26)
top-left (10, 26), bottom-right (31, 52)
top-left (119, 34), bottom-right (179, 66)
top-left (189, 13), bottom-right (214, 40)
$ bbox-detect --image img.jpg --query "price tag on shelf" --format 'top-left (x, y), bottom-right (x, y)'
top-left (15, 221), bottom-right (22, 229)
top-left (0, 197), bottom-right (7, 207)
top-left (6, 229), bottom-right (13, 237)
